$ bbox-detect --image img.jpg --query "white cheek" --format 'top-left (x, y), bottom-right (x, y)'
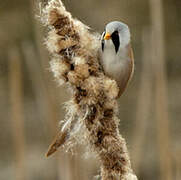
top-left (105, 39), bottom-right (114, 48)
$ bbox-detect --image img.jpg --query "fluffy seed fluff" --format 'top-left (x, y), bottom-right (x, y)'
top-left (41, 0), bottom-right (138, 179)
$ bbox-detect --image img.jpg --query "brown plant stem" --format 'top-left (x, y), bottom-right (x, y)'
top-left (132, 28), bottom-right (153, 173)
top-left (149, 0), bottom-right (173, 179)
top-left (8, 47), bottom-right (26, 180)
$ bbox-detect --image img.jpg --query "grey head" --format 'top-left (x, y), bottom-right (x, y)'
top-left (101, 21), bottom-right (130, 53)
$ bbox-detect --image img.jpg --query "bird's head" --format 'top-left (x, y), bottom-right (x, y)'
top-left (101, 21), bottom-right (130, 53)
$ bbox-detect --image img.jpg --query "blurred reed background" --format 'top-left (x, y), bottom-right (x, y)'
top-left (0, 0), bottom-right (181, 180)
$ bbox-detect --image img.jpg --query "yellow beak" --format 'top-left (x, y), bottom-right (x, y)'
top-left (104, 33), bottom-right (111, 40)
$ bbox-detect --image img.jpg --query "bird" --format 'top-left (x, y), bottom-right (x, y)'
top-left (100, 21), bottom-right (134, 97)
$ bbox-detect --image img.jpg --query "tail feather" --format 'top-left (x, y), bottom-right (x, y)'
top-left (46, 130), bottom-right (68, 157)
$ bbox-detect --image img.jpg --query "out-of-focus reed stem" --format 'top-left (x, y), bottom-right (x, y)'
top-left (175, 150), bottom-right (181, 180)
top-left (149, 0), bottom-right (173, 179)
top-left (174, 149), bottom-right (181, 180)
top-left (22, 42), bottom-right (58, 134)
top-left (132, 28), bottom-right (152, 173)
top-left (9, 47), bottom-right (26, 180)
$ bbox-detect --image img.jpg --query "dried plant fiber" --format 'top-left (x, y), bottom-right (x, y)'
top-left (41, 0), bottom-right (138, 179)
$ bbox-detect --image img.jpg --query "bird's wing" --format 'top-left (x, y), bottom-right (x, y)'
top-left (46, 115), bottom-right (78, 157)
top-left (128, 45), bottom-right (134, 81)
top-left (46, 130), bottom-right (68, 157)
top-left (118, 44), bottom-right (134, 97)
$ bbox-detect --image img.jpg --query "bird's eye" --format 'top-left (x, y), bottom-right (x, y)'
top-left (111, 30), bottom-right (120, 53)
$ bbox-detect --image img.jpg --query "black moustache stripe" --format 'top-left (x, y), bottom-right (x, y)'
top-left (111, 31), bottom-right (120, 53)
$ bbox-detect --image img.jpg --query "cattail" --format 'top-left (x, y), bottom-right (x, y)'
top-left (41, 0), bottom-right (138, 179)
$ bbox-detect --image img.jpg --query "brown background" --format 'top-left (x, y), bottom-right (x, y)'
top-left (0, 0), bottom-right (181, 180)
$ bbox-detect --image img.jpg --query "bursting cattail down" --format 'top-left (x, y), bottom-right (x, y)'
top-left (41, 0), bottom-right (138, 179)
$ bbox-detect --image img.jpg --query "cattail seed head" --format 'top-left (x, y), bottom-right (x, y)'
top-left (41, 1), bottom-right (138, 179)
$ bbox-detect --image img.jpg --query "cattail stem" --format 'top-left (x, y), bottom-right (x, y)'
top-left (9, 47), bottom-right (26, 180)
top-left (41, 1), bottom-right (137, 179)
top-left (149, 0), bottom-right (173, 179)
top-left (131, 28), bottom-right (152, 173)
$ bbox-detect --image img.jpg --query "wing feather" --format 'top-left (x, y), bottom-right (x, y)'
top-left (118, 44), bottom-right (134, 97)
